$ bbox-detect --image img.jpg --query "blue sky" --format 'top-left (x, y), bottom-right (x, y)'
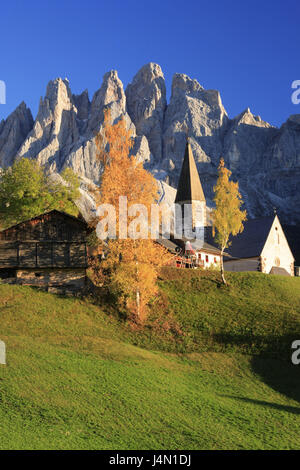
top-left (0, 0), bottom-right (299, 126)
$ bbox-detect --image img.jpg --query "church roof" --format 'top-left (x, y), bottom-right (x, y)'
top-left (213, 216), bottom-right (275, 259)
top-left (175, 141), bottom-right (206, 204)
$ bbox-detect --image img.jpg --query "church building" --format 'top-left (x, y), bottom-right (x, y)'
top-left (175, 140), bottom-right (207, 232)
top-left (159, 141), bottom-right (222, 269)
top-left (161, 140), bottom-right (295, 275)
top-left (223, 214), bottom-right (295, 276)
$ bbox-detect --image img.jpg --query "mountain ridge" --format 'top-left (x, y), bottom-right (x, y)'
top-left (0, 63), bottom-right (300, 224)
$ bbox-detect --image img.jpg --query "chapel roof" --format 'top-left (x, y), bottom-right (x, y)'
top-left (175, 141), bottom-right (206, 204)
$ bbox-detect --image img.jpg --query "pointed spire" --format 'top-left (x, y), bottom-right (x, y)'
top-left (175, 140), bottom-right (206, 203)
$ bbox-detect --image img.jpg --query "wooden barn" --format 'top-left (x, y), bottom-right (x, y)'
top-left (0, 210), bottom-right (88, 293)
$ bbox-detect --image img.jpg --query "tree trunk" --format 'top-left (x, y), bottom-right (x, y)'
top-left (220, 248), bottom-right (227, 285)
top-left (136, 287), bottom-right (140, 317)
top-left (134, 240), bottom-right (140, 317)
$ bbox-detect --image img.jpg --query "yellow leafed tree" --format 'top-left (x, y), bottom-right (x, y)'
top-left (212, 158), bottom-right (247, 285)
top-left (94, 109), bottom-right (171, 321)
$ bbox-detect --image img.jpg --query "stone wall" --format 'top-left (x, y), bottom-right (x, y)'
top-left (15, 268), bottom-right (86, 294)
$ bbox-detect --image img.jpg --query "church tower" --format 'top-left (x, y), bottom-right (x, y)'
top-left (175, 140), bottom-right (206, 235)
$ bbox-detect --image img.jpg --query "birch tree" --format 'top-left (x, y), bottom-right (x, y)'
top-left (212, 158), bottom-right (247, 285)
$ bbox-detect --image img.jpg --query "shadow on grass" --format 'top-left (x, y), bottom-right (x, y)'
top-left (251, 355), bottom-right (300, 405)
top-left (211, 332), bottom-right (297, 357)
top-left (223, 395), bottom-right (300, 415)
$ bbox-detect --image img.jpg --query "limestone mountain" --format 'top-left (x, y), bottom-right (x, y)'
top-left (126, 63), bottom-right (166, 162)
top-left (0, 63), bottom-right (299, 225)
top-left (0, 102), bottom-right (33, 168)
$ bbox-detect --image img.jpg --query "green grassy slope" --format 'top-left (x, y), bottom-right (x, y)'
top-left (151, 269), bottom-right (300, 356)
top-left (0, 271), bottom-right (300, 450)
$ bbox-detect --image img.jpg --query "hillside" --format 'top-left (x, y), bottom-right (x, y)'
top-left (0, 271), bottom-right (300, 449)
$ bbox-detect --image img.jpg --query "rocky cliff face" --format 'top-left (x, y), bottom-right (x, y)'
top-left (17, 78), bottom-right (79, 172)
top-left (126, 63), bottom-right (166, 162)
top-left (0, 102), bottom-right (33, 167)
top-left (5, 71), bottom-right (148, 185)
top-left (0, 63), bottom-right (299, 225)
top-left (161, 73), bottom-right (228, 189)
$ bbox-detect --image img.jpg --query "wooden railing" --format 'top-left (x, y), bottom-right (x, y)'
top-left (167, 256), bottom-right (204, 269)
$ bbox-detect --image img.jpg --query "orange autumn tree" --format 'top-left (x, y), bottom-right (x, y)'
top-left (94, 109), bottom-right (170, 321)
top-left (212, 158), bottom-right (247, 285)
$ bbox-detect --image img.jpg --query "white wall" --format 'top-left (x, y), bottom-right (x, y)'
top-left (197, 252), bottom-right (220, 269)
top-left (177, 200), bottom-right (206, 237)
top-left (261, 216), bottom-right (294, 275)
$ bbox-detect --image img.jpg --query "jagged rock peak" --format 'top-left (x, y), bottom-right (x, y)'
top-left (1, 66), bottom-right (299, 226)
top-left (171, 73), bottom-right (226, 113)
top-left (0, 102), bottom-right (34, 168)
top-left (126, 62), bottom-right (166, 115)
top-left (3, 101), bottom-right (32, 120)
top-left (41, 78), bottom-right (73, 112)
top-left (162, 71), bottom-right (229, 187)
top-left (94, 70), bottom-right (125, 109)
top-left (128, 62), bottom-right (165, 85)
top-left (17, 77), bottom-right (79, 170)
top-left (14, 101), bottom-right (32, 114)
top-left (126, 63), bottom-right (166, 161)
top-left (234, 107), bottom-right (273, 128)
top-left (32, 77), bottom-right (76, 141)
top-left (171, 73), bottom-right (204, 99)
top-left (88, 70), bottom-right (127, 133)
top-left (3, 101), bottom-right (33, 125)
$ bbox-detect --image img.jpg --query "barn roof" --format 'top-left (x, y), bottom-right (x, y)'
top-left (210, 216), bottom-right (275, 259)
top-left (175, 141), bottom-right (206, 204)
top-left (0, 209), bottom-right (87, 233)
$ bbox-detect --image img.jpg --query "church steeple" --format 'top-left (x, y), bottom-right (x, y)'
top-left (175, 141), bottom-right (206, 204)
top-left (175, 141), bottom-right (206, 232)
